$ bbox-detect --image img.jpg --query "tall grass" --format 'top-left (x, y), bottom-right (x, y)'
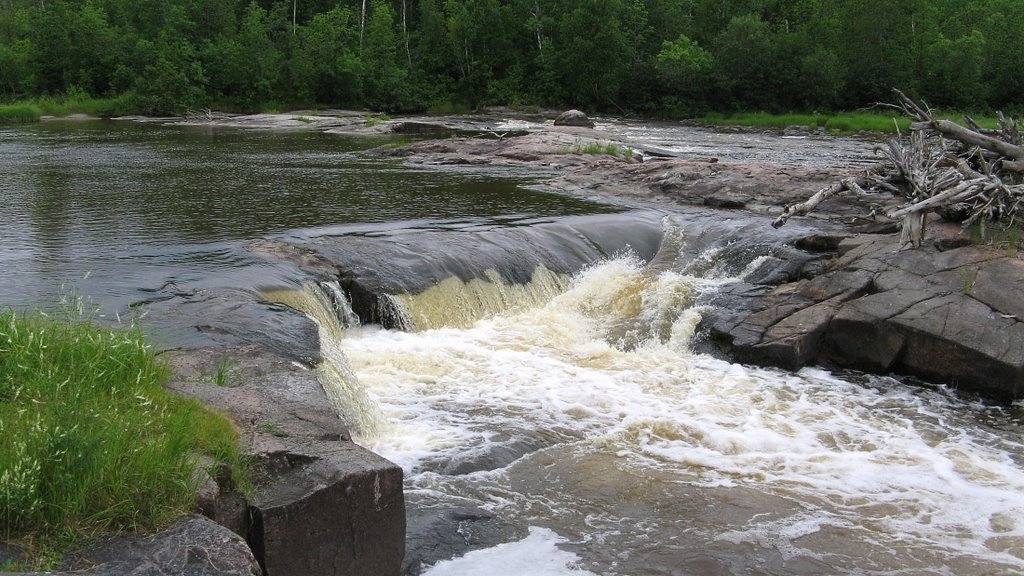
top-left (0, 92), bottom-right (134, 124)
top-left (703, 110), bottom-right (1007, 135)
top-left (0, 308), bottom-right (242, 567)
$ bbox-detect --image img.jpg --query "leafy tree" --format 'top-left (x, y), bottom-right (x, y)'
top-left (794, 47), bottom-right (842, 110)
top-left (711, 14), bottom-right (789, 110)
top-left (131, 36), bottom-right (207, 114)
top-left (835, 0), bottom-right (919, 107)
top-left (292, 5), bottom-right (362, 105)
top-left (550, 0), bottom-right (634, 109)
top-left (203, 2), bottom-right (281, 109)
top-left (921, 30), bottom-right (986, 109)
top-left (361, 0), bottom-right (410, 110)
top-left (654, 33), bottom-right (712, 114)
top-left (980, 0), bottom-right (1024, 110)
top-left (28, 0), bottom-right (118, 95)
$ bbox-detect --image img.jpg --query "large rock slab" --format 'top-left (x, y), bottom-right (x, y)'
top-left (248, 440), bottom-right (405, 576)
top-left (707, 232), bottom-right (1024, 401)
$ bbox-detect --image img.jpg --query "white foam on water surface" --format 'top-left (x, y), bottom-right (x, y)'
top-left (421, 527), bottom-right (597, 576)
top-left (332, 255), bottom-right (1024, 574)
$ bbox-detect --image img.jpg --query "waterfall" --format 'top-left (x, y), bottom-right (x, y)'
top-left (263, 281), bottom-right (383, 439)
top-left (385, 266), bottom-right (571, 331)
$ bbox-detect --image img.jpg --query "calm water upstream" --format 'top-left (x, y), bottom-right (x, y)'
top-left (0, 120), bottom-right (609, 318)
top-left (2, 120), bottom-right (1023, 575)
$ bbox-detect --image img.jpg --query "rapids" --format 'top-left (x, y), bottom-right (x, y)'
top-left (282, 252), bottom-right (1024, 576)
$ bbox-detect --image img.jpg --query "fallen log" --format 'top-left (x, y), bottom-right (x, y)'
top-left (775, 89), bottom-right (1024, 248)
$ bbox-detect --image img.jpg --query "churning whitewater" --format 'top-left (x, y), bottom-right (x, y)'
top-left (284, 253), bottom-right (1024, 575)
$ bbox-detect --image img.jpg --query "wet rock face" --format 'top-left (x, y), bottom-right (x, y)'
top-left (553, 109), bottom-right (595, 128)
top-left (705, 232), bottom-right (1024, 402)
top-left (403, 496), bottom-right (522, 576)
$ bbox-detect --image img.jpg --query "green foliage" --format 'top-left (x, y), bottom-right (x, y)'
top-left (365, 113), bottom-right (391, 127)
top-left (292, 6), bottom-right (362, 106)
top-left (0, 0), bottom-right (1021, 117)
top-left (214, 357), bottom-right (238, 386)
top-left (0, 308), bottom-right (243, 566)
top-left (702, 111), bottom-right (914, 134)
top-left (571, 139), bottom-right (625, 158)
top-left (0, 103), bottom-right (41, 123)
top-left (201, 2), bottom-right (281, 111)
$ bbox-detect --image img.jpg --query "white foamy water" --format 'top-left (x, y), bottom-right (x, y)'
top-left (331, 256), bottom-right (1024, 575)
top-left (421, 526), bottom-right (597, 576)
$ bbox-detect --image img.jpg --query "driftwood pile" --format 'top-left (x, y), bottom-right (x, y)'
top-left (774, 90), bottom-right (1024, 249)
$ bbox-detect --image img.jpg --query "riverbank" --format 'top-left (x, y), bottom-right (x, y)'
top-left (0, 310), bottom-right (245, 571)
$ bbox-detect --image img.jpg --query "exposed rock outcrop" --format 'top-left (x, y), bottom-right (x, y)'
top-left (705, 226), bottom-right (1024, 401)
top-left (164, 346), bottom-right (406, 576)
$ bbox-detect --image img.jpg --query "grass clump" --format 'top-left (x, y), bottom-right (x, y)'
top-left (0, 104), bottom-right (42, 124)
top-left (0, 90), bottom-right (133, 124)
top-left (571, 139), bottom-right (630, 159)
top-left (365, 113), bottom-right (391, 127)
top-left (0, 308), bottom-right (243, 568)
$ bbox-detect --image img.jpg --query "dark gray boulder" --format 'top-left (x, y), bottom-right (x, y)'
top-left (553, 109), bottom-right (595, 128)
top-left (705, 232), bottom-right (1024, 401)
top-left (47, 515), bottom-right (261, 576)
top-left (248, 441), bottom-right (405, 576)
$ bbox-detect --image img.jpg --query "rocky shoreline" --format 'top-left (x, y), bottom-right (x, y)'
top-left (11, 110), bottom-right (1022, 575)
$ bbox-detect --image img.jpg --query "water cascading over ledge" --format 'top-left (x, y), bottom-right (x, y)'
top-left (307, 210), bottom-right (669, 329)
top-left (260, 209), bottom-right (840, 440)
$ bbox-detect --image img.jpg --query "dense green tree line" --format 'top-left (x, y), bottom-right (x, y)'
top-left (1, 0), bottom-right (1021, 115)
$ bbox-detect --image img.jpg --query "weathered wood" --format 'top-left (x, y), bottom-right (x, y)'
top-left (772, 176), bottom-right (867, 229)
top-left (776, 89), bottom-right (1024, 248)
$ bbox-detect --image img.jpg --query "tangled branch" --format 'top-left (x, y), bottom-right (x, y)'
top-left (774, 89), bottom-right (1024, 248)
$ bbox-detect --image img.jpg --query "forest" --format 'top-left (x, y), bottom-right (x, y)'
top-left (0, 0), bottom-right (1022, 116)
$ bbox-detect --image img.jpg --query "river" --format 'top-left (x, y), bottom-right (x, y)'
top-left (2, 119), bottom-right (1022, 575)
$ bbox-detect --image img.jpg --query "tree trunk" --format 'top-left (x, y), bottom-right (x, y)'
top-left (360, 0), bottom-right (367, 47)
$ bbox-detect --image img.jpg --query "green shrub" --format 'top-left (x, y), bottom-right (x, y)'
top-left (0, 309), bottom-right (243, 568)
